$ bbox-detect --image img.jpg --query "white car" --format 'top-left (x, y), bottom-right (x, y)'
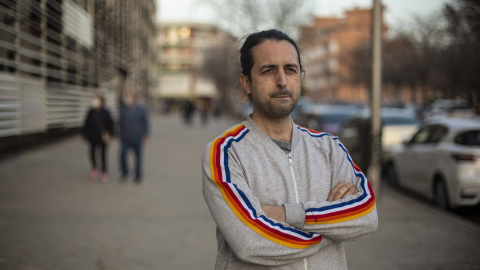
top-left (422, 99), bottom-right (477, 120)
top-left (339, 108), bottom-right (419, 170)
top-left (385, 117), bottom-right (480, 209)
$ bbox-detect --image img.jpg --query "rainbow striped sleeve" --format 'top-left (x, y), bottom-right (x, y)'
top-left (297, 126), bottom-right (376, 225)
top-left (209, 124), bottom-right (322, 249)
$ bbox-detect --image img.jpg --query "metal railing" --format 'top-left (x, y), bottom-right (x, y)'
top-left (0, 73), bottom-right (117, 138)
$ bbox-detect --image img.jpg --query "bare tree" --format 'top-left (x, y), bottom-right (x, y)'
top-left (200, 45), bottom-right (240, 115)
top-left (440, 0), bottom-right (480, 102)
top-left (200, 0), bottom-right (317, 38)
top-left (346, 1), bottom-right (480, 106)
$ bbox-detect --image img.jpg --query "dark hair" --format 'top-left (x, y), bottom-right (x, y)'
top-left (240, 29), bottom-right (304, 81)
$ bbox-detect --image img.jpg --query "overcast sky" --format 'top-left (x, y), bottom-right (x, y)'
top-left (156, 0), bottom-right (453, 31)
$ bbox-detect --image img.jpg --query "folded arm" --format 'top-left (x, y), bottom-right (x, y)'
top-left (283, 140), bottom-right (378, 242)
top-left (202, 126), bottom-right (334, 266)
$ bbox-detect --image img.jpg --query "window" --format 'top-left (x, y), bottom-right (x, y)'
top-left (455, 130), bottom-right (480, 146)
top-left (410, 125), bottom-right (448, 145)
top-left (427, 125), bottom-right (448, 143)
top-left (410, 126), bottom-right (432, 144)
top-left (382, 116), bottom-right (419, 126)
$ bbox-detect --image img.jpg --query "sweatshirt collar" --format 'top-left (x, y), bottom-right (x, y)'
top-left (244, 115), bottom-right (300, 150)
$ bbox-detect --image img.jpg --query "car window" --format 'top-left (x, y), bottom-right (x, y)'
top-left (410, 126), bottom-right (432, 144)
top-left (322, 114), bottom-right (352, 124)
top-left (427, 125), bottom-right (448, 143)
top-left (382, 116), bottom-right (419, 126)
top-left (455, 130), bottom-right (480, 146)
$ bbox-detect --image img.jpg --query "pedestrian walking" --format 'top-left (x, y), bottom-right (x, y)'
top-left (202, 29), bottom-right (378, 269)
top-left (81, 95), bottom-right (114, 182)
top-left (119, 91), bottom-right (150, 184)
top-left (200, 100), bottom-right (209, 126)
top-left (183, 99), bottom-right (195, 126)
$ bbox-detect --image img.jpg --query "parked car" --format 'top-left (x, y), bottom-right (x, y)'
top-left (385, 117), bottom-right (480, 209)
top-left (338, 108), bottom-right (420, 171)
top-left (422, 99), bottom-right (477, 120)
top-left (291, 97), bottom-right (314, 123)
top-left (295, 104), bottom-right (360, 136)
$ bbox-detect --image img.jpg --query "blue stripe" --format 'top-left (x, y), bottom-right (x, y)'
top-left (220, 127), bottom-right (318, 240)
top-left (234, 184), bottom-right (315, 238)
top-left (298, 126), bottom-right (371, 214)
top-left (223, 128), bottom-right (249, 183)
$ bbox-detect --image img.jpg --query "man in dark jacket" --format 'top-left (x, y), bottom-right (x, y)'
top-left (119, 91), bottom-right (150, 183)
top-left (82, 95), bottom-right (114, 182)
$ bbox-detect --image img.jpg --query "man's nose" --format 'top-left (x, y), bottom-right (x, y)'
top-left (276, 71), bottom-right (287, 89)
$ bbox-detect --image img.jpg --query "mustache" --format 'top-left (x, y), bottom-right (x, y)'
top-left (270, 88), bottom-right (293, 98)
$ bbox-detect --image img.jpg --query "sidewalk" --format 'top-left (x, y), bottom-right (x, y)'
top-left (345, 184), bottom-right (480, 270)
top-left (0, 114), bottom-right (479, 270)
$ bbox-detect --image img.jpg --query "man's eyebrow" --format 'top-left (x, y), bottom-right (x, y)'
top-left (258, 63), bottom-right (299, 70)
top-left (258, 64), bottom-right (277, 70)
top-left (284, 63), bottom-right (299, 69)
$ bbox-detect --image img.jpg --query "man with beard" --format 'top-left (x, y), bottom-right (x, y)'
top-left (202, 29), bottom-right (377, 270)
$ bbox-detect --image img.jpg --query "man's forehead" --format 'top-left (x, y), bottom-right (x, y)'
top-left (251, 40), bottom-right (299, 67)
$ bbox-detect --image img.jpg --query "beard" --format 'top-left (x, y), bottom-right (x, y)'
top-left (251, 88), bottom-right (299, 119)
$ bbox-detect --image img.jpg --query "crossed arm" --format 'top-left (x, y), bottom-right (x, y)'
top-left (203, 136), bottom-right (377, 266)
top-left (262, 182), bottom-right (355, 223)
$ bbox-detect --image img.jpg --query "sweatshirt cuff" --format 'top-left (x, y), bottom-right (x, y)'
top-left (283, 203), bottom-right (306, 228)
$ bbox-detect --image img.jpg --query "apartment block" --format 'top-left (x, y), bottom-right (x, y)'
top-left (154, 22), bottom-right (236, 102)
top-left (0, 0), bottom-right (157, 138)
top-left (300, 7), bottom-right (386, 104)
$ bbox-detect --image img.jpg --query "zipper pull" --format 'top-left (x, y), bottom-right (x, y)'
top-left (288, 153), bottom-right (294, 166)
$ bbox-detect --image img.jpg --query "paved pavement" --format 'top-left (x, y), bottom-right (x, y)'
top-left (0, 114), bottom-right (479, 270)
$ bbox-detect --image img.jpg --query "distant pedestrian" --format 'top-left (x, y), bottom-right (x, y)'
top-left (200, 101), bottom-right (209, 126)
top-left (183, 99), bottom-right (195, 126)
top-left (119, 91), bottom-right (150, 184)
top-left (82, 95), bottom-right (114, 182)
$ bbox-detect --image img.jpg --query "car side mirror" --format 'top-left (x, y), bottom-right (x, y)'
top-left (402, 138), bottom-right (410, 146)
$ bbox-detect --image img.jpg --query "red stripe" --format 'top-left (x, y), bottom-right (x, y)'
top-left (212, 126), bottom-right (321, 245)
top-left (219, 168), bottom-right (319, 244)
top-left (297, 125), bottom-right (324, 134)
top-left (306, 198), bottom-right (375, 222)
top-left (307, 200), bottom-right (375, 222)
top-left (212, 126), bottom-right (245, 184)
top-left (309, 196), bottom-right (375, 219)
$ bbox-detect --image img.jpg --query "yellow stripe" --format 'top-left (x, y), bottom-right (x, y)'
top-left (208, 126), bottom-right (319, 249)
top-left (209, 124), bottom-right (243, 180)
top-left (306, 203), bottom-right (376, 225)
top-left (212, 167), bottom-right (314, 248)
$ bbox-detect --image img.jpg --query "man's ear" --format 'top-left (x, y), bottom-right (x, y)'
top-left (239, 74), bottom-right (251, 95)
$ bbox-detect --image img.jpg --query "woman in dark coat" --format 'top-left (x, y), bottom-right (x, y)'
top-left (82, 95), bottom-right (114, 182)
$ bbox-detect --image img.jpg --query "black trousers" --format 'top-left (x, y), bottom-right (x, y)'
top-left (89, 140), bottom-right (107, 173)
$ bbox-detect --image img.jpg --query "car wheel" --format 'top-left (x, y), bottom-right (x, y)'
top-left (433, 177), bottom-right (450, 209)
top-left (385, 163), bottom-right (399, 187)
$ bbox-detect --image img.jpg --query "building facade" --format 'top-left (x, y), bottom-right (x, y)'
top-left (0, 0), bottom-right (157, 138)
top-left (154, 22), bottom-right (236, 104)
top-left (300, 7), bottom-right (386, 104)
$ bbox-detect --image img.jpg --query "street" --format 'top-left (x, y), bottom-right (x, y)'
top-left (0, 114), bottom-right (479, 270)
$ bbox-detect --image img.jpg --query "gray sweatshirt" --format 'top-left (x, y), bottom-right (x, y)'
top-left (202, 116), bottom-right (378, 269)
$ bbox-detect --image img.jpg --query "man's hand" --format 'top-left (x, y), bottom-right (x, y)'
top-left (327, 182), bottom-right (355, 202)
top-left (261, 182), bottom-right (354, 223)
top-left (261, 205), bottom-right (286, 223)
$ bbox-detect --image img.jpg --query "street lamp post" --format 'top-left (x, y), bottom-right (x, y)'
top-left (368, 0), bottom-right (382, 196)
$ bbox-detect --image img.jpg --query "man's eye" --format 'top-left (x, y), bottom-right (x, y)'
top-left (262, 69), bottom-right (272, 74)
top-left (286, 68), bottom-right (298, 73)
